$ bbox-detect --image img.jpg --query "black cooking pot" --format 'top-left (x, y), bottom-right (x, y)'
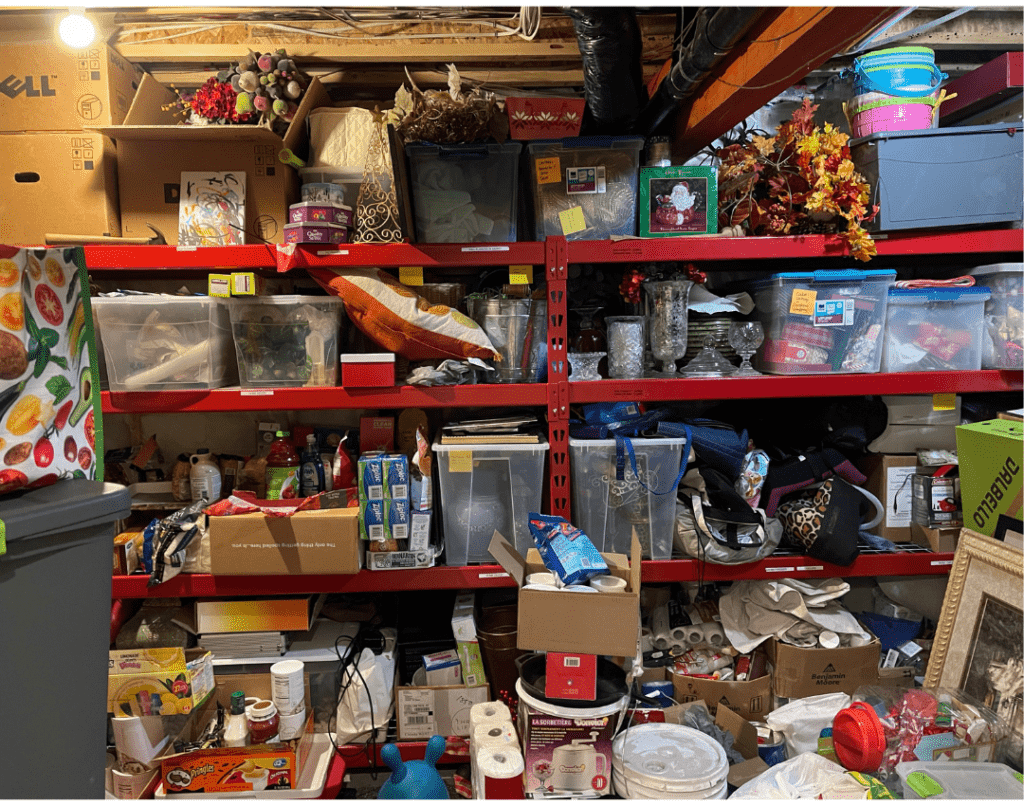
top-left (515, 652), bottom-right (629, 709)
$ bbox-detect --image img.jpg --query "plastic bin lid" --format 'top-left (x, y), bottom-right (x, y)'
top-left (849, 122), bottom-right (1023, 147)
top-left (404, 140), bottom-right (522, 157)
top-left (888, 287), bottom-right (991, 301)
top-left (766, 269), bottom-right (897, 282)
top-left (1, 480), bottom-right (131, 543)
top-left (895, 761), bottom-right (1024, 799)
top-left (527, 135), bottom-right (645, 150)
top-left (832, 701), bottom-right (886, 773)
top-left (228, 294), bottom-right (342, 306)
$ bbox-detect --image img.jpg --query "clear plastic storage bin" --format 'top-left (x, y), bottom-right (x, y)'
top-left (969, 263), bottom-right (1023, 369)
top-left (432, 441), bottom-right (548, 564)
top-left (881, 287), bottom-right (990, 372)
top-left (526, 136), bottom-right (644, 240)
top-left (405, 141), bottom-right (523, 243)
top-left (568, 436), bottom-right (687, 560)
top-left (228, 295), bottom-right (344, 388)
top-left (752, 269), bottom-right (897, 375)
top-left (91, 296), bottom-right (235, 391)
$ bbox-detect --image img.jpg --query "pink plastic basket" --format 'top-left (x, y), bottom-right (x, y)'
top-left (849, 91), bottom-right (937, 139)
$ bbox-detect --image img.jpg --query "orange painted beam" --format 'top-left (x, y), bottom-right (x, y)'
top-left (673, 6), bottom-right (899, 159)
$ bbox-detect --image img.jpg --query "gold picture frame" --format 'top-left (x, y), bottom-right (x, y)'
top-left (925, 528), bottom-right (1024, 765)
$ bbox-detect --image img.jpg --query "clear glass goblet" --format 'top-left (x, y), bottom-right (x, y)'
top-left (728, 321), bottom-right (764, 376)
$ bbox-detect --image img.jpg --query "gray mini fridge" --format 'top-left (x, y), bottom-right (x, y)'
top-left (0, 480), bottom-right (131, 799)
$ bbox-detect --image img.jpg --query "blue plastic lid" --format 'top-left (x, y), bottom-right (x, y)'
top-left (767, 269), bottom-right (897, 283)
top-left (889, 287), bottom-right (991, 301)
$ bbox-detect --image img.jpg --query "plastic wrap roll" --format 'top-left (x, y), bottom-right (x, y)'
top-left (470, 701), bottom-right (512, 731)
top-left (478, 746), bottom-right (525, 799)
top-left (703, 621), bottom-right (726, 647)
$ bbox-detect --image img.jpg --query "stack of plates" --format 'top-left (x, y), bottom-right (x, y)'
top-left (684, 317), bottom-right (739, 363)
top-left (612, 724), bottom-right (729, 800)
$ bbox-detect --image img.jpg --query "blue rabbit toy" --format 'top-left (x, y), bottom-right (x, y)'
top-left (377, 734), bottom-right (449, 799)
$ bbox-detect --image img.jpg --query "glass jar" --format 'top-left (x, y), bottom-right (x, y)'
top-left (245, 698), bottom-right (280, 744)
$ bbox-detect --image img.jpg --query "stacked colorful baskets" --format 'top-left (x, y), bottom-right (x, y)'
top-left (846, 46), bottom-right (949, 139)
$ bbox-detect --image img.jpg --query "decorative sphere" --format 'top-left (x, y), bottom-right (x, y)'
top-left (272, 98), bottom-right (288, 116)
top-left (238, 71), bottom-right (258, 92)
top-left (285, 80), bottom-right (302, 99)
top-left (257, 54), bottom-right (273, 72)
top-left (253, 94), bottom-right (269, 111)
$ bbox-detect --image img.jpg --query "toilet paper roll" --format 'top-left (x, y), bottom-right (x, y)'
top-left (478, 746), bottom-right (525, 799)
top-left (278, 706), bottom-right (307, 740)
top-left (702, 621), bottom-right (726, 647)
top-left (589, 575), bottom-right (626, 593)
top-left (111, 715), bottom-right (170, 770)
top-left (526, 572), bottom-right (557, 586)
top-left (650, 604), bottom-right (670, 639)
top-left (670, 643), bottom-right (686, 655)
top-left (473, 721), bottom-right (517, 749)
top-left (470, 701), bottom-right (512, 731)
top-left (819, 630), bottom-right (840, 649)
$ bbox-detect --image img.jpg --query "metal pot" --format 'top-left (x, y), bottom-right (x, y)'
top-left (514, 652), bottom-right (628, 708)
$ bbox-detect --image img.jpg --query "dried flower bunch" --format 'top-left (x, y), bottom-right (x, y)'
top-left (717, 98), bottom-right (878, 261)
top-left (384, 64), bottom-right (507, 144)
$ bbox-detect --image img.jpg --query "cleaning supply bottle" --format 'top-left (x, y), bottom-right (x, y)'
top-left (265, 431), bottom-right (300, 500)
top-left (224, 690), bottom-right (250, 747)
top-left (190, 448), bottom-right (222, 502)
top-left (299, 434), bottom-right (325, 498)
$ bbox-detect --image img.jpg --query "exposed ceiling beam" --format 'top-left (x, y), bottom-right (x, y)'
top-left (672, 6), bottom-right (899, 160)
top-left (872, 7), bottom-right (1023, 49)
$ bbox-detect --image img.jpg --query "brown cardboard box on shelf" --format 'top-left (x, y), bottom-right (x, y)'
top-left (395, 683), bottom-right (490, 740)
top-left (670, 669), bottom-right (772, 722)
top-left (0, 131), bottom-right (120, 245)
top-left (767, 637), bottom-right (881, 699)
top-left (95, 73), bottom-right (329, 245)
top-left (859, 454), bottom-right (918, 542)
top-left (487, 530), bottom-right (641, 657)
top-left (207, 507), bottom-right (362, 575)
top-left (910, 521), bottom-right (960, 553)
top-left (0, 42), bottom-right (142, 132)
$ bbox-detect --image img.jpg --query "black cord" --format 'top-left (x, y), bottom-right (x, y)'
top-left (329, 628), bottom-right (383, 781)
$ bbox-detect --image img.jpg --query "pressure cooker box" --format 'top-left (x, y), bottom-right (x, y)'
top-left (487, 531), bottom-right (641, 658)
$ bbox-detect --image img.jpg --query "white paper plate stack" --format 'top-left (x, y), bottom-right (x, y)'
top-left (612, 723), bottom-right (729, 799)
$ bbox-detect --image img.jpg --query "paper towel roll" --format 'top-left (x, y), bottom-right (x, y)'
top-left (682, 624), bottom-right (705, 645)
top-left (670, 626), bottom-right (690, 643)
top-left (478, 746), bottom-right (525, 799)
top-left (473, 721), bottom-right (517, 749)
top-left (650, 604), bottom-right (670, 638)
top-left (702, 621), bottom-right (726, 647)
top-left (111, 715), bottom-right (170, 770)
top-left (470, 701), bottom-right (512, 731)
top-left (653, 631), bottom-right (671, 650)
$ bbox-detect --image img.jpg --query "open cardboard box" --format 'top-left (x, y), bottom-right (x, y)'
top-left (767, 637), bottom-right (881, 699)
top-left (487, 530), bottom-right (640, 657)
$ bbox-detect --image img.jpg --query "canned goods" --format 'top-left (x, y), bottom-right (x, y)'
top-left (751, 721), bottom-right (787, 767)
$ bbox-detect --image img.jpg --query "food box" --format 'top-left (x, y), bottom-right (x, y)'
top-left (288, 201), bottom-right (353, 227)
top-left (283, 222), bottom-right (351, 244)
top-left (881, 287), bottom-right (990, 372)
top-left (107, 647), bottom-right (215, 717)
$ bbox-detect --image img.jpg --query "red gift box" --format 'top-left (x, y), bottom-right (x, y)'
top-left (506, 96), bottom-right (585, 140)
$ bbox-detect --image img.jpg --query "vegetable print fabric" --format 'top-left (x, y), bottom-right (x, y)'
top-left (0, 246), bottom-right (103, 495)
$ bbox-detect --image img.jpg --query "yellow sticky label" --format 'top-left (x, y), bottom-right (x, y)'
top-left (449, 452), bottom-right (473, 473)
top-left (509, 265), bottom-right (534, 285)
top-left (559, 207), bottom-right (586, 236)
top-left (790, 288), bottom-right (817, 316)
top-left (933, 393), bottom-right (956, 411)
top-left (207, 274), bottom-right (232, 298)
top-left (535, 157), bottom-right (562, 185)
top-left (399, 266), bottom-right (424, 286)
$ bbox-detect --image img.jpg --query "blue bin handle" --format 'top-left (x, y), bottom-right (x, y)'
top-left (852, 58), bottom-right (947, 97)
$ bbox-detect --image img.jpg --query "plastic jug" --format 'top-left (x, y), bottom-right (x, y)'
top-left (189, 448), bottom-right (222, 502)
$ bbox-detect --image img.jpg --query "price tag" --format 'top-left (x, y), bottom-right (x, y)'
top-left (399, 266), bottom-right (424, 286)
top-left (931, 559), bottom-right (954, 567)
top-left (797, 565), bottom-right (825, 572)
top-left (240, 389), bottom-right (275, 397)
top-left (767, 566), bottom-right (795, 573)
top-left (535, 156), bottom-right (561, 185)
top-left (478, 572), bottom-right (511, 579)
top-left (509, 265), bottom-right (534, 285)
top-left (449, 451), bottom-right (473, 473)
top-left (932, 393), bottom-right (956, 411)
top-left (790, 288), bottom-right (817, 316)
top-left (207, 274), bottom-right (232, 298)
top-left (559, 207), bottom-right (586, 236)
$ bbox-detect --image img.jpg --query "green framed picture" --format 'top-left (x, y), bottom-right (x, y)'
top-left (638, 166), bottom-right (718, 237)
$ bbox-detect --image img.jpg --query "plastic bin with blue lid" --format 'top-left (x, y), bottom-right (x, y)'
top-left (0, 479), bottom-right (132, 798)
top-left (525, 135), bottom-right (644, 240)
top-left (751, 269), bottom-right (897, 375)
top-left (881, 286), bottom-right (991, 372)
top-left (850, 123), bottom-right (1024, 232)
top-left (404, 141), bottom-right (522, 243)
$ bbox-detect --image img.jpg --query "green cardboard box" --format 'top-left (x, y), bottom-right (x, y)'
top-left (956, 418), bottom-right (1023, 537)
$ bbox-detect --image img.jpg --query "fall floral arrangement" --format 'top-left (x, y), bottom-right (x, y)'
top-left (717, 98), bottom-right (878, 261)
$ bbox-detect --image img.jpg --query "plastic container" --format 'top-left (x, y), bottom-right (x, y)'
top-left (895, 761), bottom-right (1024, 799)
top-left (283, 221), bottom-right (351, 245)
top-left (224, 690), bottom-right (250, 747)
top-left (969, 263), bottom-right (1024, 369)
top-left (751, 269), bottom-right (897, 375)
top-left (851, 124), bottom-right (1024, 232)
top-left (91, 296), bottom-right (235, 391)
top-left (245, 698), bottom-right (280, 743)
top-left (525, 135), bottom-right (644, 240)
top-left (404, 141), bottom-right (522, 243)
top-left (568, 435), bottom-right (687, 559)
top-left (0, 480), bottom-right (131, 798)
top-left (228, 295), bottom-right (344, 388)
top-left (881, 287), bottom-right (990, 372)
top-left (300, 165), bottom-right (363, 209)
top-left (288, 201), bottom-right (354, 227)
top-left (432, 441), bottom-right (548, 564)
top-left (189, 448), bottom-right (222, 502)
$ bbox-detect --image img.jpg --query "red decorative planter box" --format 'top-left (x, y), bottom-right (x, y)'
top-left (506, 97), bottom-right (585, 140)
top-left (341, 353), bottom-right (396, 387)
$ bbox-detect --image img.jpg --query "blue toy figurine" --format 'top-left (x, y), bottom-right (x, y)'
top-left (377, 734), bottom-right (449, 799)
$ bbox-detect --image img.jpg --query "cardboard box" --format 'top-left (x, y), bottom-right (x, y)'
top-left (452, 592), bottom-right (487, 687)
top-left (859, 454), bottom-right (918, 542)
top-left (956, 418), bottom-right (1024, 537)
top-left (670, 670), bottom-right (772, 722)
top-left (113, 529), bottom-right (145, 576)
top-left (0, 131), bottom-right (120, 245)
top-left (195, 594), bottom-right (325, 634)
top-left (423, 649), bottom-right (462, 686)
top-left (207, 507), bottom-right (362, 575)
top-left (767, 638), bottom-right (881, 699)
top-left (95, 73), bottom-right (329, 245)
top-left (488, 530), bottom-right (641, 658)
top-left (366, 548), bottom-right (436, 570)
top-left (108, 647), bottom-right (215, 717)
top-left (910, 521), bottom-right (961, 553)
top-left (396, 684), bottom-right (489, 740)
top-left (160, 673), bottom-right (315, 794)
top-left (0, 42), bottom-right (142, 132)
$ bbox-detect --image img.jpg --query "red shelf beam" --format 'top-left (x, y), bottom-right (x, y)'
top-left (111, 551), bottom-right (953, 598)
top-left (333, 741), bottom-right (467, 772)
top-left (82, 244), bottom-right (278, 270)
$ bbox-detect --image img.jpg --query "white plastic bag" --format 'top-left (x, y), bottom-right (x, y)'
top-left (730, 752), bottom-right (870, 799)
top-left (335, 643), bottom-right (396, 744)
top-left (766, 692), bottom-right (851, 757)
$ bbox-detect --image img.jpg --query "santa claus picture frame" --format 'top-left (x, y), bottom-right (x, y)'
top-left (639, 165), bottom-right (718, 237)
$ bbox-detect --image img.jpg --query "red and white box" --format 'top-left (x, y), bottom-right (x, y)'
top-left (341, 353), bottom-right (396, 387)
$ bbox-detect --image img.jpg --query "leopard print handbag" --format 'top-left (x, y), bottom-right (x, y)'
top-left (776, 477), bottom-right (863, 566)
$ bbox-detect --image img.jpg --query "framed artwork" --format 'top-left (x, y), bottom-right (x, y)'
top-left (925, 528), bottom-right (1024, 766)
top-left (638, 166), bottom-right (718, 237)
top-left (179, 171), bottom-right (247, 246)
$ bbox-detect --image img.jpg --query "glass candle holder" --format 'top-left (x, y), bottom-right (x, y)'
top-left (605, 316), bottom-right (646, 379)
top-left (568, 351), bottom-right (605, 381)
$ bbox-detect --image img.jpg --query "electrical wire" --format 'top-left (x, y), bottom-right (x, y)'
top-left (328, 627), bottom-right (383, 781)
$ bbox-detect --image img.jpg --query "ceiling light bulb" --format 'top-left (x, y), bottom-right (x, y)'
top-left (58, 12), bottom-right (96, 49)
